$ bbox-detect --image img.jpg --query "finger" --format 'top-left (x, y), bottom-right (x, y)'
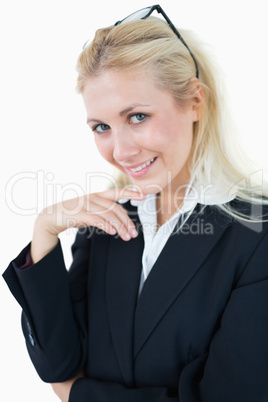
top-left (90, 204), bottom-right (137, 241)
top-left (88, 212), bottom-right (133, 241)
top-left (77, 199), bottom-right (131, 241)
top-left (89, 197), bottom-right (138, 238)
top-left (110, 202), bottom-right (138, 234)
top-left (76, 213), bottom-right (117, 236)
top-left (91, 194), bottom-right (130, 218)
top-left (104, 211), bottom-right (138, 240)
top-left (98, 188), bottom-right (146, 201)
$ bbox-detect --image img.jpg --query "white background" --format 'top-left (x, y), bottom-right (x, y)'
top-left (1, 0), bottom-right (267, 400)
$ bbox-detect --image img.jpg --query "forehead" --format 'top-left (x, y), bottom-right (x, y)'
top-left (83, 69), bottom-right (156, 99)
top-left (82, 69), bottom-right (176, 116)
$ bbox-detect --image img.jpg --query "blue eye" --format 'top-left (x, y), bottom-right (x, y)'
top-left (93, 124), bottom-right (110, 134)
top-left (129, 114), bottom-right (147, 124)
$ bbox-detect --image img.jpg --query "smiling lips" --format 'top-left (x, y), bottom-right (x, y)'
top-left (123, 157), bottom-right (157, 177)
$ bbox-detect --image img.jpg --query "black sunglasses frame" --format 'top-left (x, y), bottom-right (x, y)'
top-left (115, 4), bottom-right (199, 78)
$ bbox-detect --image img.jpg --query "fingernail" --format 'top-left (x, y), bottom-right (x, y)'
top-left (125, 233), bottom-right (131, 240)
top-left (130, 228), bottom-right (138, 237)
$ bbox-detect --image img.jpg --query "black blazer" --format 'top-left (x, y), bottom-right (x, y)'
top-left (3, 202), bottom-right (268, 401)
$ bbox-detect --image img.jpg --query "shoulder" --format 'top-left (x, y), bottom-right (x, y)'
top-left (205, 199), bottom-right (268, 235)
top-left (197, 201), bottom-right (268, 287)
top-left (209, 200), bottom-right (268, 268)
top-left (190, 200), bottom-right (268, 261)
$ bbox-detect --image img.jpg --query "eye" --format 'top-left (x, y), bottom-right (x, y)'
top-left (92, 124), bottom-right (110, 134)
top-left (129, 114), bottom-right (147, 124)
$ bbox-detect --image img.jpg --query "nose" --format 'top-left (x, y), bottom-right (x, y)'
top-left (112, 129), bottom-right (140, 163)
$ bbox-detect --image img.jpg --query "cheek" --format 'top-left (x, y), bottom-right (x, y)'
top-left (166, 116), bottom-right (194, 148)
top-left (140, 121), bottom-right (168, 151)
top-left (148, 120), bottom-right (193, 154)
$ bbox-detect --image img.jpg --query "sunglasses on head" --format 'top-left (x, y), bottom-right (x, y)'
top-left (115, 4), bottom-right (199, 78)
top-left (83, 4), bottom-right (199, 79)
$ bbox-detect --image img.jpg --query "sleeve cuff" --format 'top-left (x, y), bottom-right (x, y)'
top-left (18, 250), bottom-right (33, 270)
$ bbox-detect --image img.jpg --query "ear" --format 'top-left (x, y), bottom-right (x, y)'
top-left (190, 77), bottom-right (204, 122)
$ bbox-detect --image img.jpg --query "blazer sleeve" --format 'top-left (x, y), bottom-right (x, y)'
top-left (2, 230), bottom-right (91, 382)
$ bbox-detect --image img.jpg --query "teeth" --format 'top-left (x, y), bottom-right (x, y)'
top-left (130, 158), bottom-right (156, 172)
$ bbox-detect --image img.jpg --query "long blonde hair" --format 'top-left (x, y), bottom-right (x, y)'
top-left (76, 17), bottom-right (268, 221)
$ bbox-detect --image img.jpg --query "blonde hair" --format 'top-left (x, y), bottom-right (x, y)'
top-left (76, 17), bottom-right (268, 222)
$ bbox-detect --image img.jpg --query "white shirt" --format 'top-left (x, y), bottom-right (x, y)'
top-left (123, 182), bottom-right (235, 294)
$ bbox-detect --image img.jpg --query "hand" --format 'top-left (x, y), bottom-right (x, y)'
top-left (51, 371), bottom-right (84, 402)
top-left (31, 188), bottom-right (145, 263)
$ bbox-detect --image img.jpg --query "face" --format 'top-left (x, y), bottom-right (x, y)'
top-left (82, 69), bottom-right (198, 196)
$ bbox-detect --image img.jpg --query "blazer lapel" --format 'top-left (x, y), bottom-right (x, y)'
top-left (106, 204), bottom-right (144, 386)
top-left (133, 204), bottom-right (233, 358)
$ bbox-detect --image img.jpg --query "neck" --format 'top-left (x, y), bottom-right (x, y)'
top-left (156, 180), bottom-right (189, 227)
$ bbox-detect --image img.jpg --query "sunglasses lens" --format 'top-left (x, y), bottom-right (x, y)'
top-left (119, 7), bottom-right (151, 24)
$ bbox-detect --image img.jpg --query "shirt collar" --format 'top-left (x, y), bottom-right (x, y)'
top-left (126, 180), bottom-right (235, 215)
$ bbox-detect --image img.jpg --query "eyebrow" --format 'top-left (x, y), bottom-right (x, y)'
top-left (87, 103), bottom-right (150, 124)
top-left (119, 103), bottom-right (150, 116)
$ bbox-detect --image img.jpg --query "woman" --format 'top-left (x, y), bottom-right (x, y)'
top-left (3, 5), bottom-right (268, 402)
